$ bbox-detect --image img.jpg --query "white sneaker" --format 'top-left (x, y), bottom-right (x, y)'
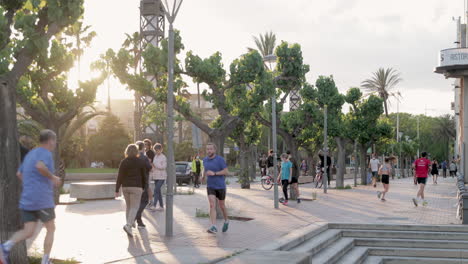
top-left (150, 206), bottom-right (156, 211)
top-left (156, 206), bottom-right (165, 211)
top-left (123, 224), bottom-right (133, 237)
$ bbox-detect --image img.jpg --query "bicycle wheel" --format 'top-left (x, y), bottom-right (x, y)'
top-left (261, 177), bottom-right (273, 190)
top-left (317, 179), bottom-right (323, 189)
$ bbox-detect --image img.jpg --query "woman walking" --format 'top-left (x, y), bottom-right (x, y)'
top-left (278, 153), bottom-right (292, 206)
top-left (431, 160), bottom-right (439, 184)
top-left (115, 144), bottom-right (147, 237)
top-left (377, 157), bottom-right (393, 202)
top-left (150, 143), bottom-right (167, 211)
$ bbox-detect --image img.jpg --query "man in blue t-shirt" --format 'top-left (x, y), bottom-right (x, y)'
top-left (1, 130), bottom-right (61, 264)
top-left (202, 143), bottom-right (229, 234)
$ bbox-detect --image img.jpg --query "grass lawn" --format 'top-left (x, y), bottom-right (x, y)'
top-left (65, 168), bottom-right (117, 174)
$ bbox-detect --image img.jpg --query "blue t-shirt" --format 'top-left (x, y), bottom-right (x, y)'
top-left (442, 161), bottom-right (447, 169)
top-left (203, 155), bottom-right (228, 189)
top-left (281, 161), bottom-right (292, 180)
top-left (18, 147), bottom-right (55, 210)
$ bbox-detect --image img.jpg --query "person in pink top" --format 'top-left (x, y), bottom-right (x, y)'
top-left (412, 152), bottom-right (431, 207)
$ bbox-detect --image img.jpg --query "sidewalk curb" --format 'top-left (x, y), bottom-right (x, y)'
top-left (259, 222), bottom-right (329, 251)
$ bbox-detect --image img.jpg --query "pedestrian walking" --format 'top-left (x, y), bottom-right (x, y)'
top-left (144, 139), bottom-right (155, 206)
top-left (377, 157), bottom-right (393, 201)
top-left (115, 144), bottom-right (147, 237)
top-left (412, 152), bottom-right (431, 207)
top-left (300, 160), bottom-right (308, 176)
top-left (287, 151), bottom-right (301, 203)
top-left (150, 143), bottom-right (167, 211)
top-left (278, 153), bottom-right (293, 206)
top-left (191, 155), bottom-right (203, 188)
top-left (431, 160), bottom-right (439, 184)
top-left (259, 154), bottom-right (267, 177)
top-left (369, 153), bottom-right (380, 188)
top-left (441, 160), bottom-right (447, 178)
top-left (134, 141), bottom-right (153, 228)
top-left (203, 143), bottom-right (230, 234)
top-left (449, 160), bottom-right (457, 177)
top-left (319, 150), bottom-right (332, 186)
top-left (0, 130), bottom-right (60, 264)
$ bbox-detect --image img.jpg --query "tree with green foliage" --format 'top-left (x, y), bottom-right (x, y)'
top-left (345, 88), bottom-right (393, 184)
top-left (361, 67), bottom-right (402, 117)
top-left (0, 1), bottom-right (83, 262)
top-left (16, 38), bottom-right (104, 202)
top-left (88, 114), bottom-right (131, 168)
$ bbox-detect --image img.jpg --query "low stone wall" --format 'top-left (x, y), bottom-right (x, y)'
top-left (70, 181), bottom-right (116, 200)
top-left (65, 173), bottom-right (117, 182)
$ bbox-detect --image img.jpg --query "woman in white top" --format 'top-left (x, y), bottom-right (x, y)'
top-left (377, 157), bottom-right (393, 201)
top-left (150, 143), bottom-right (167, 211)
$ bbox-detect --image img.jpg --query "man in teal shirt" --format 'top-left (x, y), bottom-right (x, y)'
top-left (278, 153), bottom-right (292, 205)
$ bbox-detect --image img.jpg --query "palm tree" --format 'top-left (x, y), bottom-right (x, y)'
top-left (248, 31), bottom-right (277, 69)
top-left (434, 114), bottom-right (456, 160)
top-left (361, 68), bottom-right (402, 116)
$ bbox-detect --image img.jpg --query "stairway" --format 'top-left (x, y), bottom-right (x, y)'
top-left (284, 223), bottom-right (468, 264)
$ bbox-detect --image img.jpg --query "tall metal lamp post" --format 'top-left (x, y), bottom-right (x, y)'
top-left (162, 0), bottom-right (183, 237)
top-left (264, 54), bottom-right (279, 209)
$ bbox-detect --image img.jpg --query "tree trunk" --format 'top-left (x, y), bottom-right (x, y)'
top-left (335, 137), bottom-right (346, 188)
top-left (0, 79), bottom-right (28, 263)
top-left (359, 144), bottom-right (368, 185)
top-left (249, 145), bottom-right (256, 182)
top-left (238, 137), bottom-right (250, 189)
top-left (384, 98), bottom-right (389, 117)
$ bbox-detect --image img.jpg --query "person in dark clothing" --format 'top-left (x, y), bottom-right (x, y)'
top-left (134, 141), bottom-right (152, 228)
top-left (319, 151), bottom-right (332, 186)
top-left (115, 144), bottom-right (147, 237)
top-left (19, 135), bottom-right (32, 162)
top-left (259, 154), bottom-right (267, 176)
top-left (191, 155), bottom-right (203, 188)
top-left (287, 151), bottom-right (301, 203)
top-left (144, 139), bottom-right (155, 163)
top-left (267, 150), bottom-right (274, 176)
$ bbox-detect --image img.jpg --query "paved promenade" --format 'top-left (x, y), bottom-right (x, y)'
top-left (28, 176), bottom-right (460, 263)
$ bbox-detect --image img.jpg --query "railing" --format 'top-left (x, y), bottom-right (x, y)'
top-left (457, 173), bottom-right (467, 224)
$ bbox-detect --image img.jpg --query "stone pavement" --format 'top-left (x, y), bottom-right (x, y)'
top-left (27, 176), bottom-right (460, 263)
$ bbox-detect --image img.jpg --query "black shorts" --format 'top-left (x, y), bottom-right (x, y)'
top-left (381, 175), bottom-right (390, 184)
top-left (22, 208), bottom-right (55, 223)
top-left (207, 188), bottom-right (226, 200)
top-left (290, 177), bottom-right (298, 184)
top-left (417, 177), bottom-right (427, 185)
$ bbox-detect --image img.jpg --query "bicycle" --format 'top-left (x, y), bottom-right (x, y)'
top-left (261, 172), bottom-right (280, 190)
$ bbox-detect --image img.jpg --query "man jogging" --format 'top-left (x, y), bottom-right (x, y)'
top-left (203, 143), bottom-right (229, 234)
top-left (1, 130), bottom-right (61, 264)
top-left (412, 152), bottom-right (431, 207)
top-left (369, 153), bottom-right (380, 188)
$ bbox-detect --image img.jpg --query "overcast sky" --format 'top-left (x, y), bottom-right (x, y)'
top-left (74, 0), bottom-right (465, 116)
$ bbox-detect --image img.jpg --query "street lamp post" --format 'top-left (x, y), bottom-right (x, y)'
top-left (323, 105), bottom-right (328, 194)
top-left (162, 0), bottom-right (183, 237)
top-left (264, 54), bottom-right (279, 209)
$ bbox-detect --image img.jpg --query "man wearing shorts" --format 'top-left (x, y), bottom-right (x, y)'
top-left (203, 143), bottom-right (229, 234)
top-left (0, 130), bottom-right (61, 264)
top-left (287, 151), bottom-right (301, 203)
top-left (412, 152), bottom-right (431, 207)
top-left (369, 153), bottom-right (380, 187)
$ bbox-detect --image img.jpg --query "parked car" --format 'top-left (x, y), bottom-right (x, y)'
top-left (176, 161), bottom-right (193, 186)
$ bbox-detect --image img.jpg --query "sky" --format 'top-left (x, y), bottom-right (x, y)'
top-left (72, 0), bottom-right (466, 116)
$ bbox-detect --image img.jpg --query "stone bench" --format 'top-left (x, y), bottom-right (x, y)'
top-left (298, 176), bottom-right (314, 184)
top-left (69, 182), bottom-right (116, 200)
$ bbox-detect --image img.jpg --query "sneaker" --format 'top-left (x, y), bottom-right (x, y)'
top-left (156, 206), bottom-right (164, 211)
top-left (138, 224), bottom-right (146, 229)
top-left (422, 201), bottom-right (428, 206)
top-left (207, 226), bottom-right (218, 234)
top-left (0, 244), bottom-right (10, 264)
top-left (412, 198), bottom-right (418, 207)
top-left (123, 224), bottom-right (133, 237)
top-left (373, 184), bottom-right (376, 188)
top-left (150, 206), bottom-right (156, 211)
top-left (279, 198), bottom-right (285, 203)
top-left (377, 191), bottom-right (382, 199)
top-left (282, 200), bottom-right (288, 206)
top-left (381, 198), bottom-right (386, 202)
top-left (222, 222), bottom-right (229, 232)
top-left (297, 198), bottom-right (301, 204)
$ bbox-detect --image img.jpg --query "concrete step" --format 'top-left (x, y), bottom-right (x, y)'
top-left (342, 229), bottom-right (468, 240)
top-left (328, 223), bottom-right (468, 233)
top-left (364, 256), bottom-right (465, 264)
top-left (355, 237), bottom-right (468, 249)
top-left (290, 229), bottom-right (342, 256)
top-left (368, 247), bottom-right (468, 259)
top-left (335, 246), bottom-right (368, 264)
top-left (311, 237), bottom-right (354, 264)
